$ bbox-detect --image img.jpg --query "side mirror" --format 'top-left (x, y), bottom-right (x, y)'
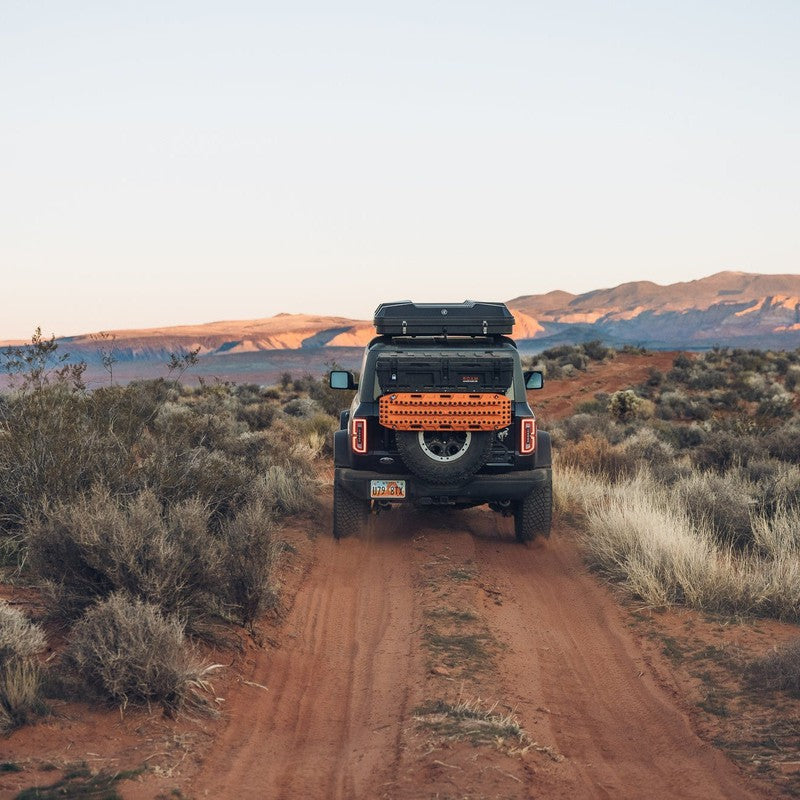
top-left (329, 370), bottom-right (358, 390)
top-left (524, 370), bottom-right (544, 390)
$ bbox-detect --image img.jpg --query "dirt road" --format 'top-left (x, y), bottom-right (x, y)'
top-left (188, 505), bottom-right (768, 800)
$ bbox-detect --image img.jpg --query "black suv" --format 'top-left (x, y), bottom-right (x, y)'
top-left (329, 301), bottom-right (551, 542)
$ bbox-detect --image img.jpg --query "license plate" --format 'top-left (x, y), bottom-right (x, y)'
top-left (370, 480), bottom-right (406, 499)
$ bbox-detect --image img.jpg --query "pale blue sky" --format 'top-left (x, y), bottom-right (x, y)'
top-left (2, 1), bottom-right (799, 338)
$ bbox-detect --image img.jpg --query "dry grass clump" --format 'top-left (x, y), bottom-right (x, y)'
top-left (558, 434), bottom-right (638, 480)
top-left (414, 695), bottom-right (529, 745)
top-left (745, 638), bottom-right (800, 695)
top-left (567, 469), bottom-right (800, 620)
top-left (65, 594), bottom-right (219, 714)
top-left (676, 471), bottom-right (758, 549)
top-left (0, 601), bottom-right (46, 731)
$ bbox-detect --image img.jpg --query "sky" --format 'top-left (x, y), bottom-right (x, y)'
top-left (1, 1), bottom-right (799, 339)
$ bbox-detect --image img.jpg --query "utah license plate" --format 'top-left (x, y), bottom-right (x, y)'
top-left (370, 480), bottom-right (406, 499)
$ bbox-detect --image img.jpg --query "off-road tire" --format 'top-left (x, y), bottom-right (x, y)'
top-left (514, 469), bottom-right (552, 542)
top-left (333, 476), bottom-right (369, 539)
top-left (395, 430), bottom-right (493, 485)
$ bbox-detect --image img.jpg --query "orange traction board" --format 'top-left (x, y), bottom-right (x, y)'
top-left (379, 392), bottom-right (511, 431)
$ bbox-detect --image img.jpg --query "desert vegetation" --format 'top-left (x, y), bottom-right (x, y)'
top-left (542, 345), bottom-right (800, 688)
top-left (0, 331), bottom-right (348, 729)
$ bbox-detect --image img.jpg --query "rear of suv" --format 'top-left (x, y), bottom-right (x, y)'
top-left (329, 301), bottom-right (552, 542)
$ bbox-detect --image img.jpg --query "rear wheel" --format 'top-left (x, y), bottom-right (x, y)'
top-left (333, 475), bottom-right (369, 539)
top-left (396, 430), bottom-right (493, 484)
top-left (514, 469), bottom-right (552, 543)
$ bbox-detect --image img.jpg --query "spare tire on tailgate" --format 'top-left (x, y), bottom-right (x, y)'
top-left (396, 430), bottom-right (493, 484)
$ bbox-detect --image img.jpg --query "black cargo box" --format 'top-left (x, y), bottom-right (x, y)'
top-left (374, 301), bottom-right (514, 337)
top-left (376, 352), bottom-right (515, 393)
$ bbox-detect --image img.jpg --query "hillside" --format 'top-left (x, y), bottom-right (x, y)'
top-left (4, 273), bottom-right (800, 384)
top-left (510, 271), bottom-right (800, 348)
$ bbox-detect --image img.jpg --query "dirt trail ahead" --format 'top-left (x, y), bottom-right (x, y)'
top-left (189, 507), bottom-right (767, 800)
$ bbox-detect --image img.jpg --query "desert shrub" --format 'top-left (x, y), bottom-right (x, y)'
top-left (608, 390), bottom-right (653, 422)
top-left (739, 373), bottom-right (772, 403)
top-left (258, 461), bottom-right (318, 517)
top-left (65, 594), bottom-right (217, 713)
top-left (757, 390), bottom-right (795, 420)
top-left (238, 400), bottom-right (278, 430)
top-left (746, 639), bottom-right (800, 695)
top-left (578, 471), bottom-right (800, 620)
top-left (574, 399), bottom-right (607, 414)
top-left (673, 353), bottom-right (692, 370)
top-left (558, 435), bottom-right (638, 480)
top-left (620, 429), bottom-right (687, 484)
top-left (751, 506), bottom-right (800, 560)
top-left (308, 376), bottom-right (355, 417)
top-left (27, 489), bottom-right (223, 630)
top-left (553, 412), bottom-right (621, 445)
top-left (692, 428), bottom-right (759, 472)
top-left (583, 340), bottom-right (611, 361)
top-left (0, 601), bottom-right (46, 731)
top-left (667, 366), bottom-right (691, 384)
top-left (707, 389), bottom-right (740, 411)
top-left (219, 501), bottom-right (282, 629)
top-left (687, 370), bottom-right (727, 391)
top-left (785, 366), bottom-right (800, 392)
top-left (645, 367), bottom-right (663, 387)
top-left (0, 387), bottom-right (104, 529)
top-left (283, 397), bottom-right (322, 418)
top-left (657, 390), bottom-right (711, 421)
top-left (676, 471), bottom-right (757, 549)
top-left (766, 423), bottom-right (800, 462)
top-left (658, 422), bottom-right (706, 451)
top-left (141, 445), bottom-right (255, 522)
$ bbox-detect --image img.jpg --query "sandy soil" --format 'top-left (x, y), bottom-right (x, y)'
top-left (3, 504), bottom-right (793, 799)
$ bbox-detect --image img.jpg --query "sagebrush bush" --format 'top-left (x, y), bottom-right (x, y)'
top-left (552, 412), bottom-right (622, 445)
top-left (558, 434), bottom-right (638, 480)
top-left (676, 471), bottom-right (757, 549)
top-left (220, 501), bottom-right (282, 629)
top-left (0, 601), bottom-right (47, 731)
top-left (692, 428), bottom-right (759, 472)
top-left (65, 594), bottom-right (217, 713)
top-left (27, 489), bottom-right (224, 630)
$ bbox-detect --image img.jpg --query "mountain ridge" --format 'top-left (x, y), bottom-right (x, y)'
top-left (5, 272), bottom-right (800, 362)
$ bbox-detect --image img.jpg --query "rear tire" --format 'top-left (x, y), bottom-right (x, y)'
top-left (396, 430), bottom-right (493, 484)
top-left (333, 475), bottom-right (369, 539)
top-left (514, 469), bottom-right (552, 543)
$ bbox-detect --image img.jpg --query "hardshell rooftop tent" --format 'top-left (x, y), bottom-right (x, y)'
top-left (373, 301), bottom-right (515, 337)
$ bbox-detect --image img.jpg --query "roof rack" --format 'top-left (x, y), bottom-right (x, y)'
top-left (373, 301), bottom-right (514, 337)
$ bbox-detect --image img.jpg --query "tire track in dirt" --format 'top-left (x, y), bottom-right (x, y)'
top-left (193, 523), bottom-right (417, 800)
top-left (467, 511), bottom-right (767, 800)
top-left (189, 504), bottom-right (770, 800)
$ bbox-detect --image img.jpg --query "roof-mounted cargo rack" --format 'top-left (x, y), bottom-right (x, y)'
top-left (374, 301), bottom-right (515, 337)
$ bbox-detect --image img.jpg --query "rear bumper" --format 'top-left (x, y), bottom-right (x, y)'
top-left (336, 467), bottom-right (550, 503)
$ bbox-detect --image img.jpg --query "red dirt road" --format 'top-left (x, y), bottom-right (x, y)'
top-left (186, 506), bottom-right (768, 800)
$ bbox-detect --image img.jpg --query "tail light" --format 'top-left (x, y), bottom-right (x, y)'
top-left (520, 418), bottom-right (536, 455)
top-left (351, 418), bottom-right (368, 454)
